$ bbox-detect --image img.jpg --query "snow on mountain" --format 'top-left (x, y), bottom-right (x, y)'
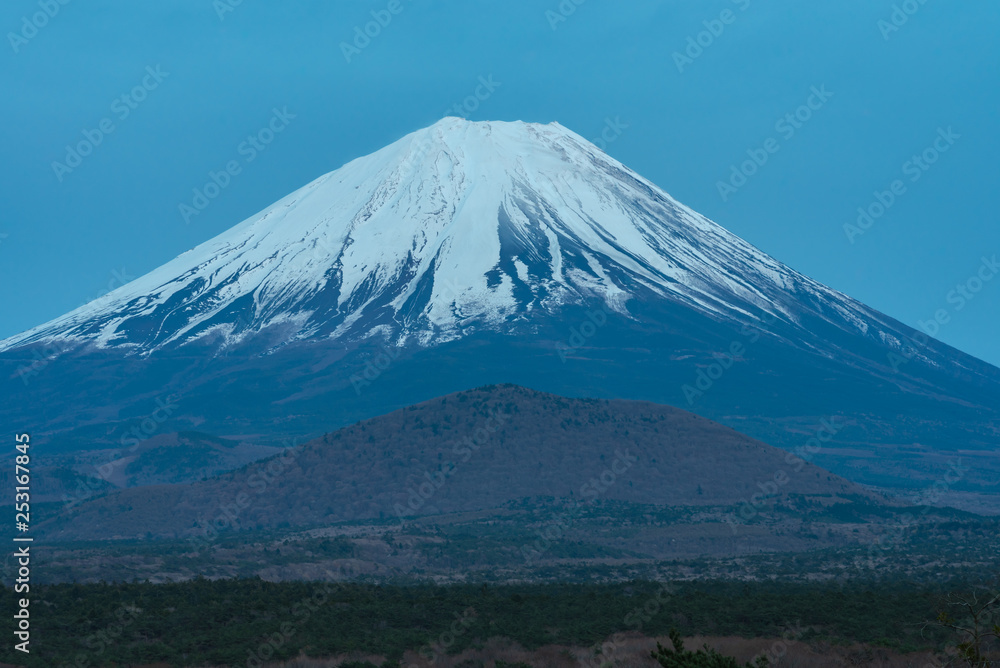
top-left (0, 118), bottom-right (913, 355)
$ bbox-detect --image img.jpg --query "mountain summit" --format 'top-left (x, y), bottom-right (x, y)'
top-left (0, 118), bottom-right (923, 358)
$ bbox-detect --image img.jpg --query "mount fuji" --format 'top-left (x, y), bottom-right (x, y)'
top-left (0, 118), bottom-right (935, 354)
top-left (2, 118), bottom-right (998, 499)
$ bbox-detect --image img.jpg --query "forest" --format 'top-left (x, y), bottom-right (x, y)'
top-left (1, 577), bottom-right (997, 667)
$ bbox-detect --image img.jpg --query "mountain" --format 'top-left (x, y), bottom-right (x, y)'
top-left (65, 431), bottom-right (283, 488)
top-left (0, 118), bottom-right (976, 359)
top-left (37, 385), bottom-right (884, 543)
top-left (0, 431), bottom-right (281, 508)
top-left (1, 118), bottom-right (998, 498)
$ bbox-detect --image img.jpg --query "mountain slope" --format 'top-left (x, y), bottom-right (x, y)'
top-left (1, 118), bottom-right (997, 496)
top-left (37, 385), bottom-right (883, 542)
top-left (0, 118), bottom-right (977, 377)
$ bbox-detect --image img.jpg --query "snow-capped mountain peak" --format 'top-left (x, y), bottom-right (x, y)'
top-left (1, 118), bottom-right (891, 354)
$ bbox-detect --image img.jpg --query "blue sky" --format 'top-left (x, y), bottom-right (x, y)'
top-left (2, 0), bottom-right (998, 365)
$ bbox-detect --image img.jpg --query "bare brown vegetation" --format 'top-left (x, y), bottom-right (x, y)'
top-left (39, 385), bottom-right (877, 542)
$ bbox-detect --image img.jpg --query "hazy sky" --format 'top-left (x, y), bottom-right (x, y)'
top-left (2, 0), bottom-right (998, 365)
